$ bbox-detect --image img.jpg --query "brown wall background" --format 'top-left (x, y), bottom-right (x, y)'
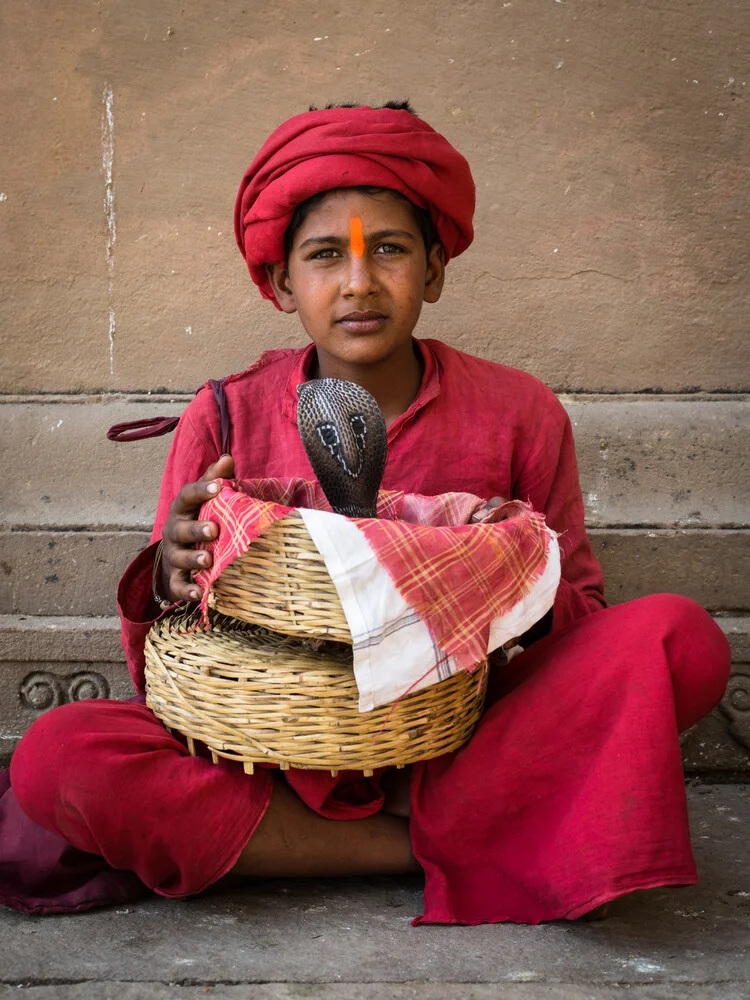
top-left (1, 0), bottom-right (748, 393)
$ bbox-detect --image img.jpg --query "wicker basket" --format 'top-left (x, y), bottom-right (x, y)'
top-left (207, 514), bottom-right (351, 643)
top-left (144, 609), bottom-right (488, 775)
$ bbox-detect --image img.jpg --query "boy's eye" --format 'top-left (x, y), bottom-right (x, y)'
top-left (375, 243), bottom-right (405, 255)
top-left (310, 248), bottom-right (342, 260)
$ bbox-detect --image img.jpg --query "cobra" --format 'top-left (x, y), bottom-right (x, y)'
top-left (296, 378), bottom-right (388, 519)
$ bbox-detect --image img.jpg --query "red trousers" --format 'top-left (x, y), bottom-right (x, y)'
top-left (10, 594), bottom-right (730, 924)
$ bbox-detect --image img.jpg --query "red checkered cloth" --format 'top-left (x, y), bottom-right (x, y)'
top-left (195, 479), bottom-right (555, 671)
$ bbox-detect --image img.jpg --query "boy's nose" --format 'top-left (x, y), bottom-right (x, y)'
top-left (342, 253), bottom-right (379, 298)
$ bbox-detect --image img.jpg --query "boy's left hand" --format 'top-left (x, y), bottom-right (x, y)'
top-left (159, 454), bottom-right (235, 604)
top-left (471, 496), bottom-right (509, 523)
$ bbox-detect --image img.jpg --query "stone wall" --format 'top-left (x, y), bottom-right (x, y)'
top-left (1, 0), bottom-right (748, 767)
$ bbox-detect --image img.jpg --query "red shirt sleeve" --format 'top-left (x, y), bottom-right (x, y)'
top-left (117, 396), bottom-right (221, 692)
top-left (513, 393), bottom-right (606, 631)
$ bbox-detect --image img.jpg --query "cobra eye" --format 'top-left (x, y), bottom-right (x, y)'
top-left (350, 414), bottom-right (366, 436)
top-left (317, 423), bottom-right (339, 449)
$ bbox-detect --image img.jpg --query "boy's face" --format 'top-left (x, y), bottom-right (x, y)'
top-left (266, 189), bottom-right (445, 369)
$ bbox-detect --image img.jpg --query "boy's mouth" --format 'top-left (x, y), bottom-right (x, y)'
top-left (337, 310), bottom-right (388, 334)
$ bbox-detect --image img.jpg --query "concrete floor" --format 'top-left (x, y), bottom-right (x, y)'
top-left (2, 784), bottom-right (748, 1000)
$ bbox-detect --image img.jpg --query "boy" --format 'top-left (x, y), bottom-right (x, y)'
top-left (5, 102), bottom-right (731, 923)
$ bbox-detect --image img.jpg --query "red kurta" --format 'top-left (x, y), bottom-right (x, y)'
top-left (6, 339), bottom-right (731, 922)
top-left (121, 338), bottom-right (605, 689)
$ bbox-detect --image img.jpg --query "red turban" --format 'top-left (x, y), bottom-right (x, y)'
top-left (234, 106), bottom-right (476, 307)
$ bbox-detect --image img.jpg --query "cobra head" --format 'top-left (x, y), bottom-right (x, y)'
top-left (296, 378), bottom-right (388, 518)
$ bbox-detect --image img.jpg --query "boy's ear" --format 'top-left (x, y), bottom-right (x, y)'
top-left (265, 262), bottom-right (298, 314)
top-left (423, 242), bottom-right (446, 304)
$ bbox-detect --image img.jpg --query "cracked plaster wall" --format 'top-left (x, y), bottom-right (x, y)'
top-left (0, 0), bottom-right (748, 394)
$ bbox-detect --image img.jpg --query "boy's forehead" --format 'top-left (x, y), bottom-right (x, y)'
top-left (297, 188), bottom-right (418, 233)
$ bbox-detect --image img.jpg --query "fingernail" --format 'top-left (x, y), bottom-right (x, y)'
top-left (203, 524), bottom-right (214, 538)
top-left (190, 588), bottom-right (201, 601)
top-left (206, 482), bottom-right (219, 495)
top-left (198, 552), bottom-right (208, 566)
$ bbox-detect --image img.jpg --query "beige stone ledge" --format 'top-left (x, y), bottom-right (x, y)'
top-left (0, 530), bottom-right (147, 616)
top-left (0, 614), bottom-right (124, 661)
top-left (0, 615), bottom-right (132, 761)
top-left (2, 396), bottom-right (748, 529)
top-left (0, 614), bottom-right (747, 769)
top-left (1, 527), bottom-right (747, 617)
top-left (1, 614), bottom-right (745, 663)
top-left (590, 528), bottom-right (750, 610)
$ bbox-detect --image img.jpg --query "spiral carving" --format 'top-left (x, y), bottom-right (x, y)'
top-left (19, 672), bottom-right (66, 711)
top-left (67, 671), bottom-right (110, 702)
top-left (19, 670), bottom-right (110, 712)
top-left (718, 669), bottom-right (750, 752)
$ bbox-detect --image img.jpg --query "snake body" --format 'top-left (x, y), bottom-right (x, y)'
top-left (296, 378), bottom-right (388, 518)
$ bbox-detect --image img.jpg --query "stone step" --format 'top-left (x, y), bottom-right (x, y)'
top-left (0, 615), bottom-right (132, 764)
top-left (3, 396), bottom-right (748, 530)
top-left (3, 781), bottom-right (750, 989)
top-left (592, 527), bottom-right (749, 610)
top-left (0, 530), bottom-right (146, 616)
top-left (0, 613), bottom-right (748, 772)
top-left (1, 527), bottom-right (747, 617)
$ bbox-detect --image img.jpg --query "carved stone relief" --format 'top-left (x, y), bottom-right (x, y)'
top-left (10, 666), bottom-right (750, 768)
top-left (19, 671), bottom-right (110, 712)
top-left (719, 666), bottom-right (750, 752)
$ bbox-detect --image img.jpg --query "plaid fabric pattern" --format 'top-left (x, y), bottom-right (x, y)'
top-left (195, 479), bottom-right (554, 675)
top-left (359, 505), bottom-right (550, 670)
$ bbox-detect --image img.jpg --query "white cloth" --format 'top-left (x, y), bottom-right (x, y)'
top-left (298, 508), bottom-right (561, 712)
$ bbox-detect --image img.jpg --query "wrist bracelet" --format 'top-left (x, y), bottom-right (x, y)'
top-left (152, 540), bottom-right (173, 612)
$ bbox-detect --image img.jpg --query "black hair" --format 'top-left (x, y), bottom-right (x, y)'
top-left (307, 99), bottom-right (419, 115)
top-left (283, 101), bottom-right (438, 264)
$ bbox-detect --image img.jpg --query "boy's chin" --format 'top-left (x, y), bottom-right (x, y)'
top-left (313, 331), bottom-right (414, 368)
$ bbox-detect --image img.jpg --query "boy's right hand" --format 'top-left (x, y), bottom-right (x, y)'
top-left (160, 454), bottom-right (235, 603)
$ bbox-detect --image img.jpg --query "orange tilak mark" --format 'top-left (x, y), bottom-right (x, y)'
top-left (349, 215), bottom-right (366, 258)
